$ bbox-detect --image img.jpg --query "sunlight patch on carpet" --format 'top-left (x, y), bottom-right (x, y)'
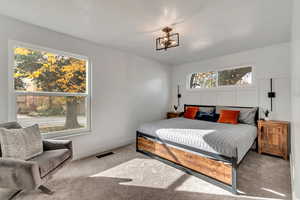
top-left (89, 158), bottom-right (185, 189)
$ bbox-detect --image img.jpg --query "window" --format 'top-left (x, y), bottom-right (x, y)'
top-left (189, 66), bottom-right (253, 89)
top-left (10, 42), bottom-right (90, 137)
top-left (190, 71), bottom-right (217, 89)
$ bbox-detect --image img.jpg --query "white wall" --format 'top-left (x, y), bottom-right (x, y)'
top-left (171, 43), bottom-right (291, 121)
top-left (291, 0), bottom-right (300, 199)
top-left (0, 15), bottom-right (171, 159)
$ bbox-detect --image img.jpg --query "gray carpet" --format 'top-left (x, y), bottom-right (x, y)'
top-left (2, 144), bottom-right (291, 200)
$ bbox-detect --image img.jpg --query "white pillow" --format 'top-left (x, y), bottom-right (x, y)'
top-left (0, 124), bottom-right (43, 160)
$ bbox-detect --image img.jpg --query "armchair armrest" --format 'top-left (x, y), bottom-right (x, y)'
top-left (0, 158), bottom-right (41, 190)
top-left (43, 139), bottom-right (72, 151)
top-left (43, 139), bottom-right (73, 158)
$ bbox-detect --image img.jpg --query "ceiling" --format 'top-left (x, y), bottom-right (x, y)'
top-left (0, 0), bottom-right (292, 66)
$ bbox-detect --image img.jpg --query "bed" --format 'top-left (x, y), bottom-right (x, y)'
top-left (136, 104), bottom-right (259, 194)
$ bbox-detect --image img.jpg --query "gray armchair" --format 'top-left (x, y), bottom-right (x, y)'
top-left (0, 122), bottom-right (73, 195)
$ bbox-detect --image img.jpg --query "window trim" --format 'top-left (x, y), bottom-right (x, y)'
top-left (187, 65), bottom-right (255, 91)
top-left (8, 40), bottom-right (92, 139)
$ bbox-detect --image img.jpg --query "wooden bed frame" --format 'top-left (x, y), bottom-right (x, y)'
top-left (136, 104), bottom-right (259, 194)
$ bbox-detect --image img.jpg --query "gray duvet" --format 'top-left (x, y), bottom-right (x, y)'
top-left (137, 118), bottom-right (257, 163)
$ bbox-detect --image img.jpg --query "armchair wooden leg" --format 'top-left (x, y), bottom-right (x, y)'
top-left (39, 185), bottom-right (54, 195)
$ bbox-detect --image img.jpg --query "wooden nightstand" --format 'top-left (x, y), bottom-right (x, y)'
top-left (258, 120), bottom-right (289, 160)
top-left (167, 112), bottom-right (182, 119)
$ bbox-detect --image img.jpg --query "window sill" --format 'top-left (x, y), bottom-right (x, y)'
top-left (42, 128), bottom-right (91, 140)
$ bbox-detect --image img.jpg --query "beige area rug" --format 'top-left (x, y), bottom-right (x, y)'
top-left (9, 144), bottom-right (291, 200)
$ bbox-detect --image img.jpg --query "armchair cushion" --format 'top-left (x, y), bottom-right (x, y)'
top-left (0, 122), bottom-right (22, 157)
top-left (30, 149), bottom-right (71, 178)
top-left (0, 124), bottom-right (43, 160)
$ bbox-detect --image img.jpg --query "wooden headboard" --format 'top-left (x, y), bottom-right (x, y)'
top-left (184, 104), bottom-right (259, 126)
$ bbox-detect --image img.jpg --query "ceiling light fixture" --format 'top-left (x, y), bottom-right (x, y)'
top-left (156, 27), bottom-right (179, 51)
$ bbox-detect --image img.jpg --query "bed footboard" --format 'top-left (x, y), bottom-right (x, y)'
top-left (136, 132), bottom-right (238, 194)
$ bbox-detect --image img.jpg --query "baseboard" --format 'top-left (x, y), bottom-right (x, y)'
top-left (290, 152), bottom-right (298, 200)
top-left (74, 137), bottom-right (135, 160)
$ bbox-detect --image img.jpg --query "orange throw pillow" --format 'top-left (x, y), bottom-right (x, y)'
top-left (184, 107), bottom-right (199, 119)
top-left (217, 110), bottom-right (240, 124)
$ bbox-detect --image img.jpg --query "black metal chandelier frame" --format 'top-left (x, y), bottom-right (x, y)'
top-left (156, 27), bottom-right (180, 51)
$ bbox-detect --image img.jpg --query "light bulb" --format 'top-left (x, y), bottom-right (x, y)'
top-left (171, 40), bottom-right (177, 45)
